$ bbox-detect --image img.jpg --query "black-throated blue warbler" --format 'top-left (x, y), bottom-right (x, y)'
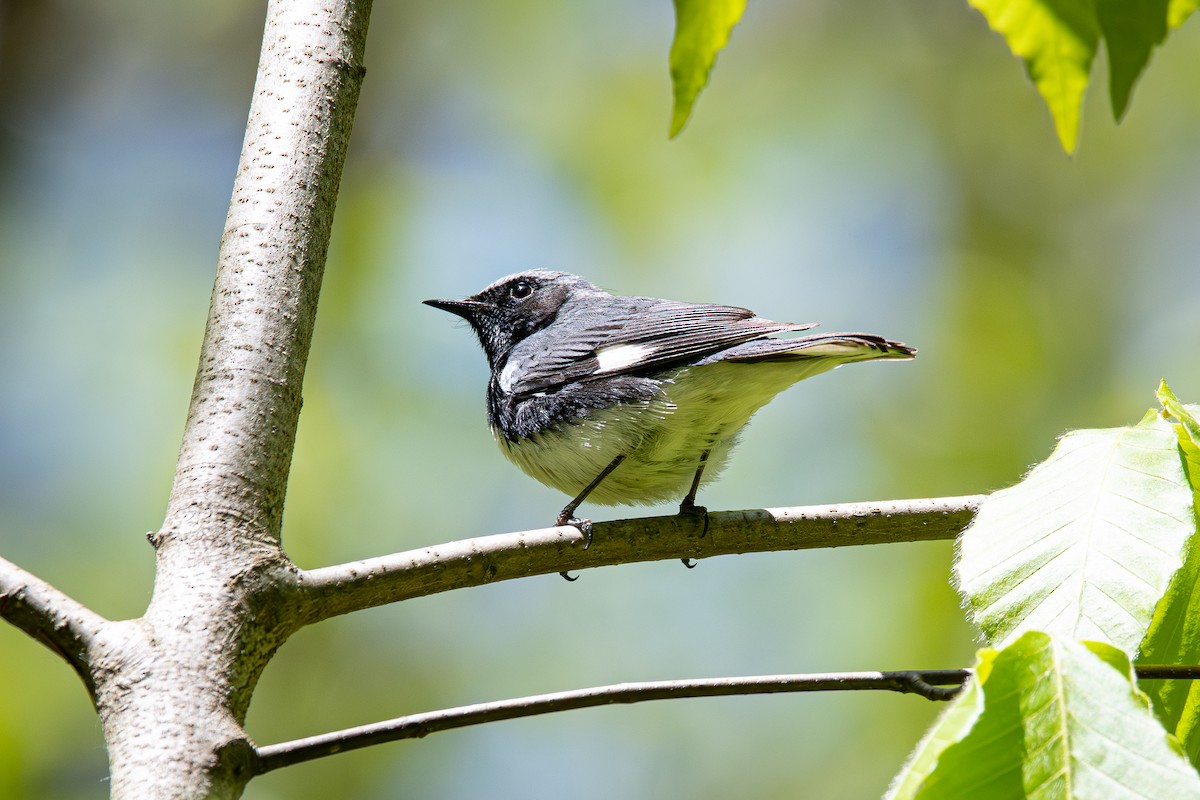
top-left (426, 270), bottom-right (914, 547)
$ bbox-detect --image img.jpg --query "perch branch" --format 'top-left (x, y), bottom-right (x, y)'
top-left (295, 495), bottom-right (984, 623)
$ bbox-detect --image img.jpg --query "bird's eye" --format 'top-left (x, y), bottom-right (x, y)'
top-left (510, 280), bottom-right (533, 299)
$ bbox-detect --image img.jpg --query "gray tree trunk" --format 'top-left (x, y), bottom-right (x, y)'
top-left (88, 1), bottom-right (370, 796)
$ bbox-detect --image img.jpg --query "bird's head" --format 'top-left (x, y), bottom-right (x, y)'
top-left (424, 270), bottom-right (597, 368)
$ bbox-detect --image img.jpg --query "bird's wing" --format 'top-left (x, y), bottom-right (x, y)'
top-left (503, 298), bottom-right (814, 397)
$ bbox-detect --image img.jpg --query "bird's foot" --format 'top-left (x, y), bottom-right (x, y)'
top-left (556, 513), bottom-right (593, 581)
top-left (556, 513), bottom-right (593, 550)
top-left (677, 499), bottom-right (709, 567)
top-left (678, 500), bottom-right (709, 536)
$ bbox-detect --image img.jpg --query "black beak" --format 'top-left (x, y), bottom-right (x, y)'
top-left (423, 298), bottom-right (487, 320)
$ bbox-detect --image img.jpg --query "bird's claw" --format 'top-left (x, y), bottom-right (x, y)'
top-left (557, 514), bottom-right (594, 550)
top-left (556, 515), bottom-right (592, 581)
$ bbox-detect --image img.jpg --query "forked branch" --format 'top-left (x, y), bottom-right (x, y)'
top-left (0, 556), bottom-right (108, 695)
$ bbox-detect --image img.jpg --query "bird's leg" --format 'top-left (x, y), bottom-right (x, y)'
top-left (556, 453), bottom-right (626, 548)
top-left (679, 449), bottom-right (710, 519)
top-left (556, 453), bottom-right (626, 581)
top-left (678, 449), bottom-right (711, 568)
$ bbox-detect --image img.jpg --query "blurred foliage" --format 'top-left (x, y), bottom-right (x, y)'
top-left (674, 0), bottom-right (1199, 153)
top-left (669, 0), bottom-right (747, 137)
top-left (967, 0), bottom-right (1197, 153)
top-left (1, 0), bottom-right (1199, 798)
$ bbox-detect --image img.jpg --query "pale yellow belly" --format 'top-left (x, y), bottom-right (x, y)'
top-left (493, 359), bottom-right (836, 506)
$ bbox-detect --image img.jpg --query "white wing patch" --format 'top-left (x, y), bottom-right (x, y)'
top-left (498, 358), bottom-right (521, 393)
top-left (595, 343), bottom-right (654, 374)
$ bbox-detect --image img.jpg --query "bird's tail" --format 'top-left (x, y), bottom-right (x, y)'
top-left (709, 332), bottom-right (916, 364)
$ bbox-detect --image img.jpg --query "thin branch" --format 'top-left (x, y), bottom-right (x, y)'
top-left (252, 660), bottom-right (1200, 774)
top-left (0, 556), bottom-right (109, 696)
top-left (295, 495), bottom-right (984, 623)
top-left (1135, 665), bottom-right (1200, 680)
top-left (253, 668), bottom-right (975, 774)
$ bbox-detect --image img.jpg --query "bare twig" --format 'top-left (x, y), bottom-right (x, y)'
top-left (0, 556), bottom-right (108, 696)
top-left (1135, 665), bottom-right (1200, 680)
top-left (295, 495), bottom-right (984, 623)
top-left (253, 668), bottom-right (975, 774)
top-left (252, 659), bottom-right (1200, 773)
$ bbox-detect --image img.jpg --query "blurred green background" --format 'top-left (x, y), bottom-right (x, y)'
top-left (2, 1), bottom-right (1198, 798)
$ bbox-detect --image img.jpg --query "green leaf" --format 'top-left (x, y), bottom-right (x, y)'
top-left (955, 413), bottom-right (1196, 651)
top-left (1169, 0), bottom-right (1199, 28)
top-left (668, 0), bottom-right (747, 138)
top-left (1095, 0), bottom-right (1169, 121)
top-left (969, 0), bottom-right (1192, 152)
top-left (883, 654), bottom-right (993, 800)
top-left (888, 632), bottom-right (1200, 799)
top-left (1140, 382), bottom-right (1200, 765)
top-left (968, 0), bottom-right (1100, 154)
top-left (1158, 380), bottom-right (1200, 450)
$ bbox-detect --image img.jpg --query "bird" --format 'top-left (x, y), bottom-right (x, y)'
top-left (425, 270), bottom-right (915, 554)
